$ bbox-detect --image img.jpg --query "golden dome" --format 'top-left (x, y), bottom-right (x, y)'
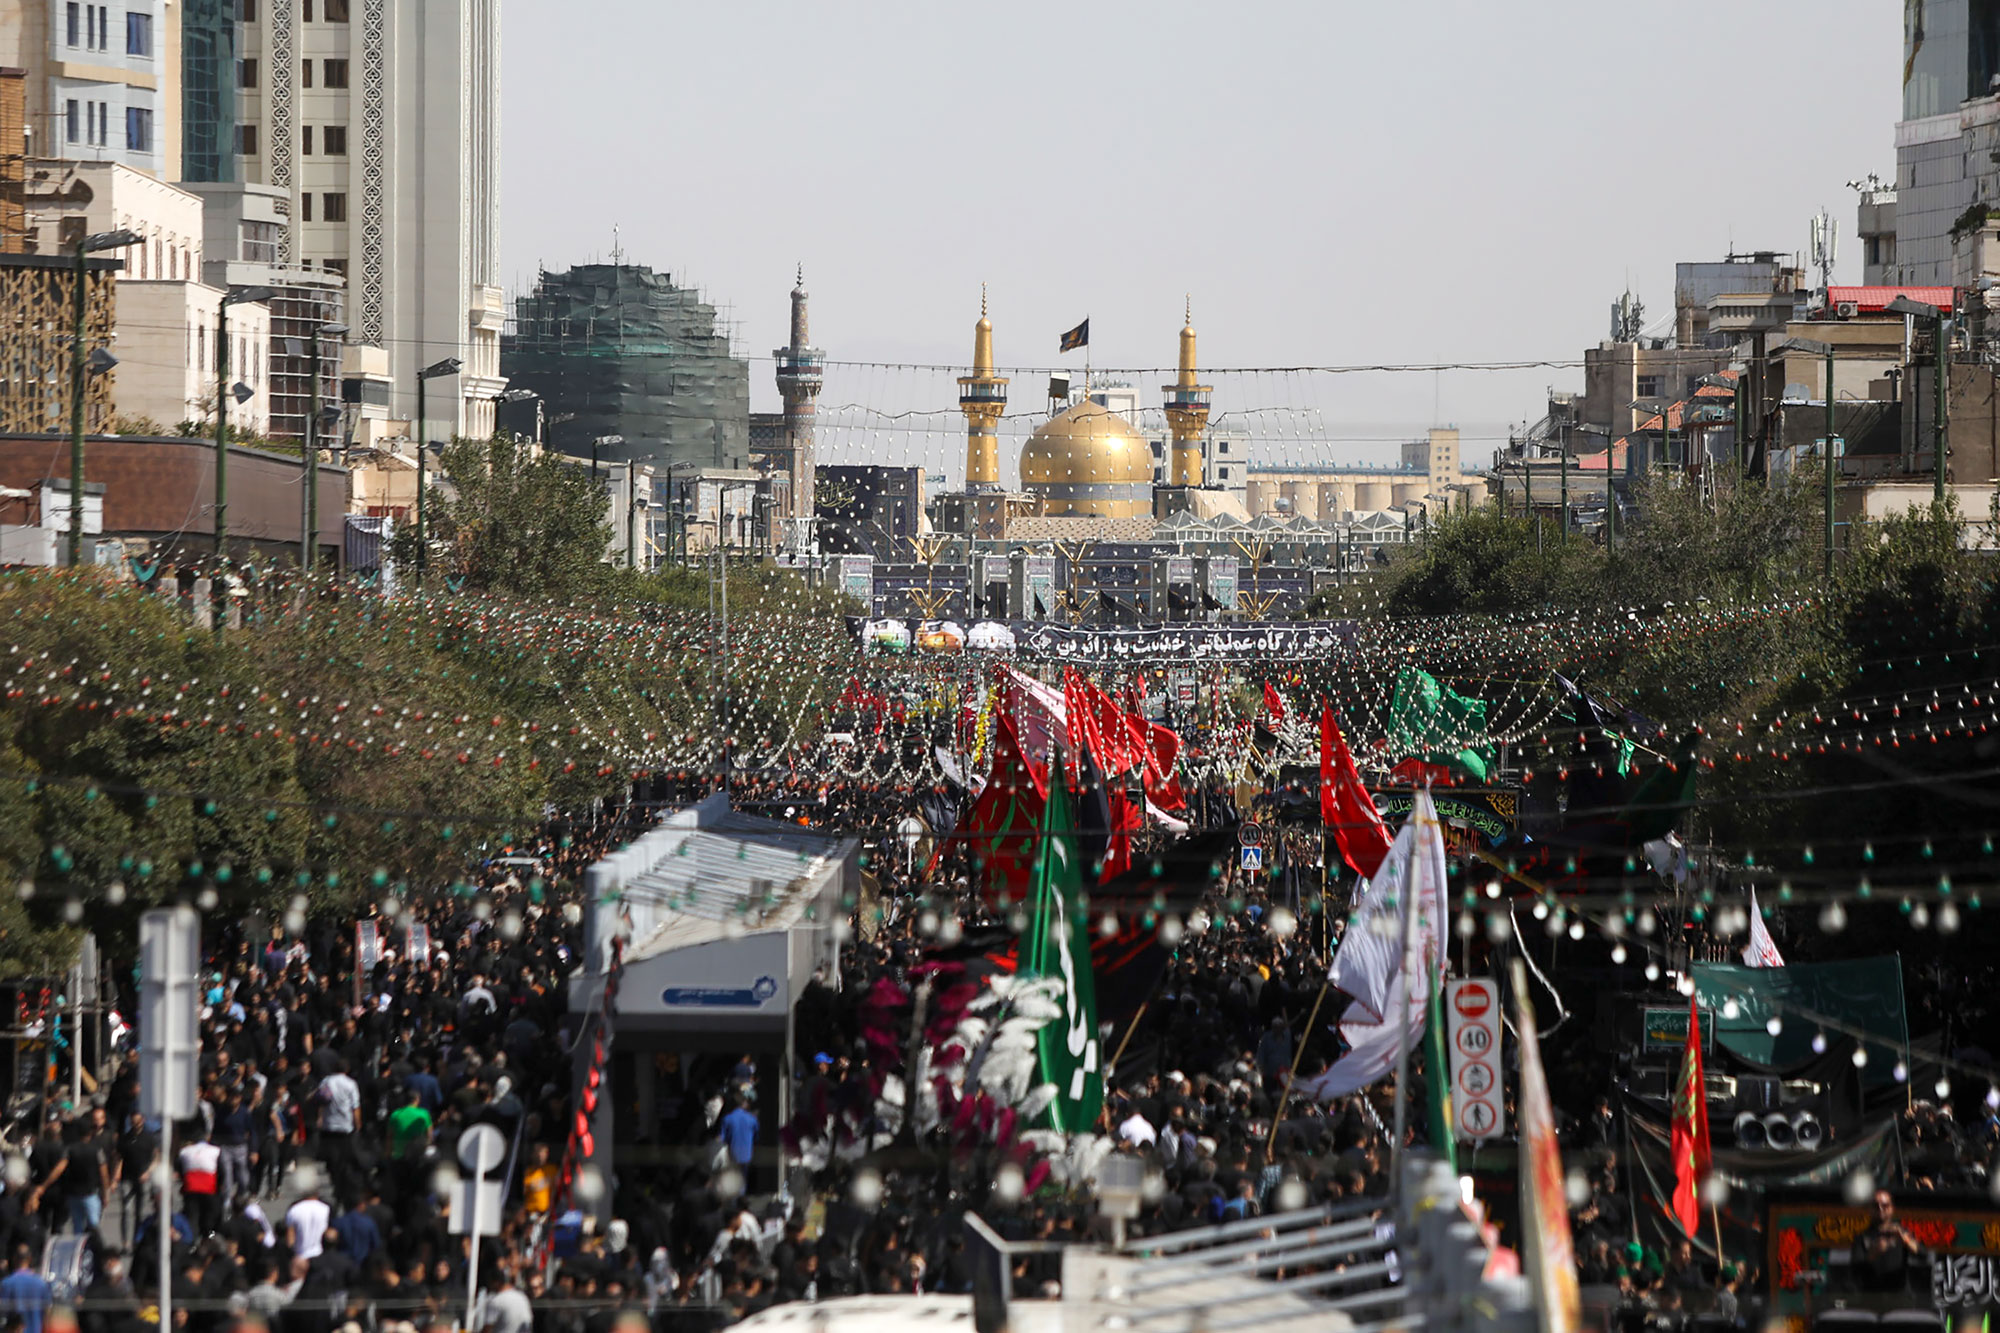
top-left (1019, 400), bottom-right (1154, 518)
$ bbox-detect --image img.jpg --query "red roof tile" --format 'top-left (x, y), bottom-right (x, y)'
top-left (1826, 285), bottom-right (1955, 314)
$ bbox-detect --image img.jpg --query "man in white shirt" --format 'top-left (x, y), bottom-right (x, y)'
top-left (284, 1184), bottom-right (331, 1262)
top-left (482, 1271), bottom-right (533, 1333)
top-left (1117, 1109), bottom-right (1157, 1148)
top-left (315, 1060), bottom-right (361, 1206)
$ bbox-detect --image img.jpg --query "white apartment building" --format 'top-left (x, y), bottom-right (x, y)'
top-left (0, 0), bottom-right (178, 179)
top-left (231, 0), bottom-right (504, 438)
top-left (18, 159), bottom-right (270, 434)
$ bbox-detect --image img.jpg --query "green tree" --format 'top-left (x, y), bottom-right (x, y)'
top-left (391, 434), bottom-right (618, 600)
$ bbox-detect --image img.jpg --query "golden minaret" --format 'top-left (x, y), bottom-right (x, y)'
top-left (1162, 296), bottom-right (1213, 486)
top-left (957, 286), bottom-right (1009, 490)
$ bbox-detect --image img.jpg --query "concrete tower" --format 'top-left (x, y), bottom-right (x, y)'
top-left (1162, 297), bottom-right (1212, 486)
top-left (958, 287), bottom-right (1008, 490)
top-left (773, 265), bottom-right (825, 529)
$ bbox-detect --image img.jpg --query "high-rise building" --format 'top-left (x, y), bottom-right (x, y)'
top-left (179, 0), bottom-right (234, 183)
top-left (500, 263), bottom-right (751, 473)
top-left (229, 0), bottom-right (504, 437)
top-left (0, 0), bottom-right (180, 180)
top-left (1891, 1), bottom-right (2000, 283)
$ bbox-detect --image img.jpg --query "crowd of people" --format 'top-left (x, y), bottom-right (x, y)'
top-left (0, 760), bottom-right (1982, 1333)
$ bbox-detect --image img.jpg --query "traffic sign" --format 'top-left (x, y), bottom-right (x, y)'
top-left (1239, 846), bottom-right (1263, 873)
top-left (1452, 985), bottom-right (1492, 1019)
top-left (1445, 977), bottom-right (1506, 1144)
top-left (1238, 821), bottom-right (1264, 849)
top-left (1458, 1099), bottom-right (1500, 1139)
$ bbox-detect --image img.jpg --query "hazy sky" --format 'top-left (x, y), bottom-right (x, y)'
top-left (501, 1), bottom-right (1901, 474)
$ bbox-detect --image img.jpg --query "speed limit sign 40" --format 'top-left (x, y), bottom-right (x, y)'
top-left (1445, 977), bottom-right (1506, 1143)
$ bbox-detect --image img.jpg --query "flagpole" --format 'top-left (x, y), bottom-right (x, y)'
top-left (1388, 791), bottom-right (1428, 1202)
top-left (1266, 980), bottom-right (1331, 1156)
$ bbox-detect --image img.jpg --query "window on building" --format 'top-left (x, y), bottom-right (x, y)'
top-left (300, 125), bottom-right (313, 154)
top-left (1219, 467), bottom-right (1230, 480)
top-left (240, 58), bottom-right (258, 88)
top-left (65, 100), bottom-right (79, 143)
top-left (325, 0), bottom-right (348, 19)
top-left (237, 0), bottom-right (256, 19)
top-left (237, 122), bottom-right (258, 155)
top-left (1635, 375), bottom-right (1662, 399)
top-left (323, 59), bottom-right (348, 88)
top-left (93, 5), bottom-right (108, 50)
top-left (323, 258), bottom-right (347, 277)
top-left (126, 107), bottom-right (152, 152)
top-left (322, 192), bottom-right (346, 222)
top-left (323, 124), bottom-right (346, 155)
top-left (126, 11), bottom-right (151, 55)
top-left (301, 60), bottom-right (312, 88)
top-left (66, 2), bottom-right (80, 46)
top-left (299, 191), bottom-right (312, 222)
top-left (1218, 440), bottom-right (1230, 454)
top-left (301, 0), bottom-right (312, 18)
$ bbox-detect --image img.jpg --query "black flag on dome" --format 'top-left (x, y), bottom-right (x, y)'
top-left (1059, 319), bottom-right (1089, 352)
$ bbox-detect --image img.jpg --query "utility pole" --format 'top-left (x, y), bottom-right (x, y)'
top-left (213, 302), bottom-right (231, 566)
top-left (1733, 373), bottom-right (1747, 475)
top-left (1936, 309), bottom-right (1950, 506)
top-left (1824, 344), bottom-right (1832, 572)
top-left (1559, 445), bottom-right (1569, 542)
top-left (414, 358), bottom-right (463, 583)
top-left (1605, 445), bottom-right (1615, 553)
top-left (303, 323), bottom-right (348, 573)
top-left (68, 239), bottom-right (89, 568)
top-left (66, 230), bottom-right (138, 568)
top-left (213, 287), bottom-right (274, 593)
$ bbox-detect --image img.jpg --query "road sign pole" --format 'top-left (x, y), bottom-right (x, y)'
top-left (159, 1114), bottom-right (172, 1326)
top-left (458, 1122), bottom-right (506, 1332)
top-left (141, 906), bottom-right (198, 1333)
top-left (465, 1174), bottom-right (482, 1332)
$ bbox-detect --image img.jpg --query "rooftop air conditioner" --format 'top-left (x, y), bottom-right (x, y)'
top-left (1836, 301), bottom-right (1860, 318)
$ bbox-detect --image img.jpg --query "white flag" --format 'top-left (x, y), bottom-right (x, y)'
top-left (1298, 791), bottom-right (1449, 1102)
top-left (1742, 888), bottom-right (1785, 968)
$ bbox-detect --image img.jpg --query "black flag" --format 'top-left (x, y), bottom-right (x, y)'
top-left (1059, 319), bottom-right (1089, 352)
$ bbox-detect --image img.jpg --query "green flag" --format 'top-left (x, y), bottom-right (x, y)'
top-left (1622, 732), bottom-right (1699, 844)
top-left (1020, 773), bottom-right (1104, 1133)
top-left (1388, 666), bottom-right (1494, 782)
top-left (1425, 957), bottom-right (1458, 1173)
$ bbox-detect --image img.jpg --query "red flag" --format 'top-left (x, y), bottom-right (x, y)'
top-left (1103, 782), bottom-right (1138, 881)
top-left (1064, 670), bottom-right (1106, 782)
top-left (1320, 704), bottom-right (1394, 878)
top-left (1143, 721), bottom-right (1187, 811)
top-left (962, 712), bottom-right (1047, 902)
top-left (1669, 994), bottom-right (1713, 1237)
top-left (1089, 682), bottom-right (1133, 776)
top-left (1263, 681), bottom-right (1287, 723)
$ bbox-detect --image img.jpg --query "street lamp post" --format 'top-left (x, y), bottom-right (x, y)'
top-left (627, 482), bottom-right (649, 570)
top-left (214, 285), bottom-right (275, 573)
top-left (67, 229), bottom-right (139, 567)
top-left (303, 322), bottom-right (348, 573)
top-left (414, 357), bottom-right (463, 583)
